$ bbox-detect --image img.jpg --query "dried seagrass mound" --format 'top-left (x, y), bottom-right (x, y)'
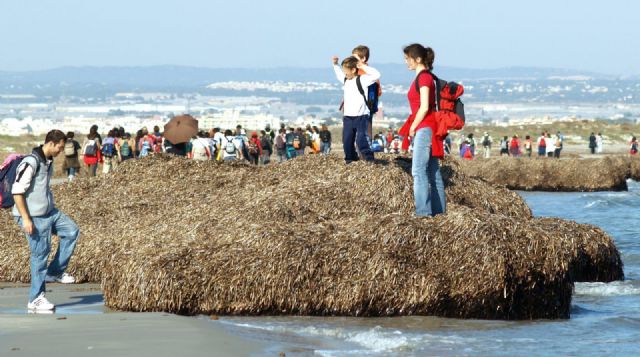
top-left (0, 154), bottom-right (624, 319)
top-left (458, 156), bottom-right (631, 192)
top-left (103, 206), bottom-right (616, 319)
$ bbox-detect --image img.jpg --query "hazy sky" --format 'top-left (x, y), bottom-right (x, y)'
top-left (1, 0), bottom-right (638, 74)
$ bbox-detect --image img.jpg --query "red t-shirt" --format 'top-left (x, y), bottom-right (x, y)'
top-left (406, 72), bottom-right (444, 158)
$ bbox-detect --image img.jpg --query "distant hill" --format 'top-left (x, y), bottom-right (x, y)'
top-left (0, 65), bottom-right (616, 89)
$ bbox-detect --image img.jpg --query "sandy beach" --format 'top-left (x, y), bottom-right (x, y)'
top-left (0, 283), bottom-right (266, 357)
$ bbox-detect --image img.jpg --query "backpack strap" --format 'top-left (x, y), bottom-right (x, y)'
top-left (355, 76), bottom-right (372, 113)
top-left (414, 70), bottom-right (440, 111)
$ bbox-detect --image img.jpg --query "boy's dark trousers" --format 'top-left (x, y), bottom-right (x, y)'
top-left (343, 115), bottom-right (374, 163)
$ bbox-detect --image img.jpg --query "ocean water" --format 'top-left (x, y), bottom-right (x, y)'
top-left (217, 180), bottom-right (640, 357)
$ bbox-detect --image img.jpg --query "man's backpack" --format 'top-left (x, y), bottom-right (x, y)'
top-left (319, 131), bottom-right (330, 143)
top-left (83, 139), bottom-right (98, 156)
top-left (248, 140), bottom-right (259, 155)
top-left (482, 136), bottom-right (491, 147)
top-left (64, 141), bottom-right (76, 157)
top-left (101, 142), bottom-right (116, 158)
top-left (224, 138), bottom-right (237, 155)
top-left (120, 141), bottom-right (131, 157)
top-left (415, 70), bottom-right (465, 137)
top-left (500, 140), bottom-right (508, 150)
top-left (261, 137), bottom-right (272, 151)
top-left (539, 137), bottom-right (546, 147)
top-left (275, 135), bottom-right (286, 150)
top-left (292, 136), bottom-right (301, 150)
top-left (0, 154), bottom-right (39, 209)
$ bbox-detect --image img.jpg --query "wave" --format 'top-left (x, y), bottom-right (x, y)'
top-left (575, 281), bottom-right (640, 296)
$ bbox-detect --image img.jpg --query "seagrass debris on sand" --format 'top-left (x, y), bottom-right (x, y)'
top-left (0, 154), bottom-right (624, 319)
top-left (458, 156), bottom-right (638, 192)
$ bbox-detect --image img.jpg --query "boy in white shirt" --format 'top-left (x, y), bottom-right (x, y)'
top-left (332, 56), bottom-right (381, 163)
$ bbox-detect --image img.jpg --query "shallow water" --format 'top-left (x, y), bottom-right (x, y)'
top-left (219, 181), bottom-right (640, 357)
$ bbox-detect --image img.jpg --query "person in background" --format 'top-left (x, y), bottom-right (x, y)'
top-left (294, 128), bottom-right (306, 157)
top-left (311, 126), bottom-right (321, 154)
top-left (523, 135), bottom-right (533, 157)
top-left (554, 133), bottom-right (563, 158)
top-left (274, 128), bottom-right (287, 162)
top-left (545, 133), bottom-right (556, 158)
top-left (211, 127), bottom-right (224, 160)
top-left (509, 135), bottom-right (521, 157)
top-left (101, 129), bottom-right (118, 174)
top-left (259, 130), bottom-right (273, 164)
top-left (221, 129), bottom-right (241, 161)
top-left (152, 126), bottom-right (163, 153)
top-left (247, 132), bottom-right (262, 165)
top-left (460, 140), bottom-right (473, 160)
top-left (481, 131), bottom-right (492, 158)
top-left (589, 132), bottom-right (597, 154)
top-left (82, 128), bottom-right (101, 177)
top-left (190, 131), bottom-right (213, 161)
top-left (499, 136), bottom-right (509, 156)
top-left (12, 130), bottom-right (79, 312)
top-left (134, 129), bottom-right (144, 158)
top-left (596, 132), bottom-right (604, 154)
top-left (264, 124), bottom-right (276, 142)
top-left (62, 132), bottom-right (81, 181)
top-left (443, 134), bottom-right (452, 155)
top-left (138, 129), bottom-right (156, 158)
top-left (537, 132), bottom-right (547, 157)
top-left (319, 125), bottom-right (332, 155)
top-left (630, 136), bottom-right (638, 155)
top-left (119, 133), bottom-right (134, 162)
top-left (467, 133), bottom-right (476, 155)
top-left (285, 127), bottom-right (297, 160)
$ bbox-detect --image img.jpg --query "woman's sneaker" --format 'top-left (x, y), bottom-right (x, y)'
top-left (45, 273), bottom-right (76, 284)
top-left (27, 293), bottom-right (55, 311)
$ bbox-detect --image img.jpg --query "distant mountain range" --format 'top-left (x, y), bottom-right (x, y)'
top-left (0, 65), bottom-right (625, 90)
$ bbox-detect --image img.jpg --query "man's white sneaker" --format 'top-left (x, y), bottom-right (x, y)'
top-left (45, 273), bottom-right (76, 284)
top-left (27, 293), bottom-right (55, 311)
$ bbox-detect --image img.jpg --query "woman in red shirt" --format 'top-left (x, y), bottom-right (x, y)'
top-left (399, 43), bottom-right (446, 216)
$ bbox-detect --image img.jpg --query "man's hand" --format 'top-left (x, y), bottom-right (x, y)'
top-left (22, 217), bottom-right (34, 235)
top-left (332, 56), bottom-right (339, 65)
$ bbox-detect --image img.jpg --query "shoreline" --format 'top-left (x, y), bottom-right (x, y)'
top-left (0, 283), bottom-right (267, 357)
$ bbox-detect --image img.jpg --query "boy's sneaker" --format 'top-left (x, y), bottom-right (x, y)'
top-left (27, 293), bottom-right (55, 311)
top-left (45, 273), bottom-right (76, 284)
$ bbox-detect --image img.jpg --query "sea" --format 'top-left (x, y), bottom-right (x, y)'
top-left (217, 180), bottom-right (640, 357)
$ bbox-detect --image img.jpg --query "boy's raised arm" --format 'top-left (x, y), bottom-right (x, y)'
top-left (359, 64), bottom-right (380, 86)
top-left (332, 56), bottom-right (344, 83)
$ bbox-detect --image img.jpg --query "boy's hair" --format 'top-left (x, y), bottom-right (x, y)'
top-left (352, 45), bottom-right (370, 62)
top-left (45, 130), bottom-right (67, 144)
top-left (224, 129), bottom-right (233, 136)
top-left (341, 56), bottom-right (359, 71)
top-left (66, 131), bottom-right (75, 139)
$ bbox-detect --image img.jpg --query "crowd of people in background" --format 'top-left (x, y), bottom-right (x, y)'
top-left (60, 123), bottom-right (339, 181)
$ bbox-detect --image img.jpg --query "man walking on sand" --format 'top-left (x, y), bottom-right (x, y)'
top-left (12, 130), bottom-right (79, 312)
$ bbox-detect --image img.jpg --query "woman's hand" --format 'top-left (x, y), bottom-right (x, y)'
top-left (332, 56), bottom-right (339, 65)
top-left (409, 126), bottom-right (417, 138)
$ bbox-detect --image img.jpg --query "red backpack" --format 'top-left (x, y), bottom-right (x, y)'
top-left (415, 70), bottom-right (465, 138)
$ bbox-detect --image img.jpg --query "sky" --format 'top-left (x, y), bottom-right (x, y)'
top-left (1, 0), bottom-right (639, 74)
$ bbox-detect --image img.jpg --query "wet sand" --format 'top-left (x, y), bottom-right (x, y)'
top-left (0, 283), bottom-right (266, 357)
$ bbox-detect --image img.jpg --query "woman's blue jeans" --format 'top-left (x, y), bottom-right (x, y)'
top-left (412, 127), bottom-right (446, 216)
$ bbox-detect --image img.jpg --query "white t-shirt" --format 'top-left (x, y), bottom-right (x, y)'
top-left (191, 138), bottom-right (212, 160)
top-left (545, 137), bottom-right (556, 154)
top-left (333, 64), bottom-right (380, 117)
